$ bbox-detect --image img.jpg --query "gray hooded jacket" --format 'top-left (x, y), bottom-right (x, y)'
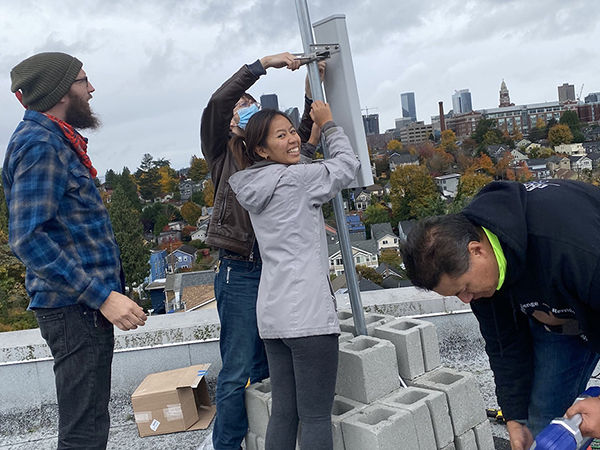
top-left (228, 124), bottom-right (360, 339)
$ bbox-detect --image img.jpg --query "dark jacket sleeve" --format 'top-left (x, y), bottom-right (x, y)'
top-left (200, 62), bottom-right (265, 173)
top-left (297, 95), bottom-right (314, 144)
top-left (470, 293), bottom-right (534, 421)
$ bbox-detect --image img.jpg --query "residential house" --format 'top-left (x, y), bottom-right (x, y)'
top-left (398, 220), bottom-right (416, 242)
top-left (511, 149), bottom-right (528, 162)
top-left (583, 142), bottom-right (600, 155)
top-left (168, 220), bottom-right (187, 231)
top-left (366, 184), bottom-right (384, 198)
top-left (167, 244), bottom-right (198, 273)
top-left (346, 215), bottom-right (366, 240)
top-left (157, 230), bottom-right (181, 246)
top-left (586, 152), bottom-right (600, 170)
top-left (526, 143), bottom-right (541, 154)
top-left (328, 239), bottom-right (379, 277)
top-left (149, 249), bottom-right (167, 283)
top-left (330, 273), bottom-right (384, 294)
top-left (191, 224), bottom-right (208, 241)
top-left (554, 168), bottom-right (578, 180)
top-left (486, 144), bottom-right (511, 161)
top-left (164, 270), bottom-right (215, 313)
top-left (179, 179), bottom-right (204, 202)
top-left (353, 190), bottom-right (371, 211)
top-left (434, 173), bottom-right (461, 196)
top-left (325, 224), bottom-right (338, 243)
top-left (515, 139), bottom-right (531, 149)
top-left (568, 155), bottom-right (592, 172)
top-left (524, 159), bottom-right (550, 179)
top-left (388, 153), bottom-right (419, 172)
top-left (546, 156), bottom-right (570, 175)
top-left (370, 223), bottom-right (399, 254)
top-left (555, 143), bottom-right (586, 156)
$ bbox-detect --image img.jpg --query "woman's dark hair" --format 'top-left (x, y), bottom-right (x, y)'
top-left (229, 109), bottom-right (295, 169)
top-left (400, 213), bottom-right (482, 290)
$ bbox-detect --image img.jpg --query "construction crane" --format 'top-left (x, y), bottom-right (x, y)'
top-left (361, 106), bottom-right (378, 115)
top-left (577, 84), bottom-right (584, 102)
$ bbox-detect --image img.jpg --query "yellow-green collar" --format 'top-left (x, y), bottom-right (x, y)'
top-left (482, 227), bottom-right (506, 290)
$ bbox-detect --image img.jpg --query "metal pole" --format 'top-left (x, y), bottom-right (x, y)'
top-left (295, 0), bottom-right (367, 336)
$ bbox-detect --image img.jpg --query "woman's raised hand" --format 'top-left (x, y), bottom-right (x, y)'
top-left (310, 101), bottom-right (333, 128)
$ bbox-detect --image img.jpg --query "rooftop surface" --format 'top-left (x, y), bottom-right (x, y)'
top-left (3, 289), bottom-right (597, 449)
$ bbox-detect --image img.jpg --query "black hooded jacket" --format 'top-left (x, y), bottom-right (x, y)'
top-left (462, 180), bottom-right (600, 421)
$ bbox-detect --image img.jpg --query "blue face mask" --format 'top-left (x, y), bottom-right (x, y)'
top-left (236, 104), bottom-right (260, 130)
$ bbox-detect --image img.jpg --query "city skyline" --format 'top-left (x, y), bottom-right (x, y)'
top-left (0, 1), bottom-right (598, 174)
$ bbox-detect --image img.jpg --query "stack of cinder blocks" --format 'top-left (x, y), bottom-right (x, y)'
top-left (245, 311), bottom-right (494, 450)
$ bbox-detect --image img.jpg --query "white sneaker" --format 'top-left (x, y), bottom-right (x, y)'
top-left (198, 435), bottom-right (214, 450)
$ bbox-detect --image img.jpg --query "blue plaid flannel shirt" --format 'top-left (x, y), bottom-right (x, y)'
top-left (2, 110), bottom-right (122, 309)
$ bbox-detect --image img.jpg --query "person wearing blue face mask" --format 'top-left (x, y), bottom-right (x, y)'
top-left (199, 53), bottom-right (324, 450)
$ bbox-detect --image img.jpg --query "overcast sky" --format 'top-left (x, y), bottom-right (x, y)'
top-left (1, 0), bottom-right (599, 177)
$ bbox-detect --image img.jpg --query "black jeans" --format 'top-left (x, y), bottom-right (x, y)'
top-left (263, 335), bottom-right (339, 450)
top-left (35, 304), bottom-right (114, 450)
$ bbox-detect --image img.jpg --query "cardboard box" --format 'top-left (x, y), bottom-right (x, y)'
top-left (131, 363), bottom-right (216, 437)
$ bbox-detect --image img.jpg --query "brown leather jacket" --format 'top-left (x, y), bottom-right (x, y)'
top-left (200, 61), bottom-right (313, 257)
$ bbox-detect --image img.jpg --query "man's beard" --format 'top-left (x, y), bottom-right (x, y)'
top-left (65, 92), bottom-right (101, 130)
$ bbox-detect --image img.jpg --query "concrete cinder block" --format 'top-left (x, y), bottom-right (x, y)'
top-left (339, 312), bottom-right (395, 336)
top-left (380, 386), bottom-right (453, 449)
top-left (336, 336), bottom-right (400, 403)
top-left (455, 429), bottom-right (477, 450)
top-left (473, 420), bottom-right (495, 450)
top-left (341, 404), bottom-right (419, 450)
top-left (373, 318), bottom-right (425, 380)
top-left (331, 395), bottom-right (368, 450)
top-left (339, 332), bottom-right (354, 344)
top-left (245, 378), bottom-right (272, 438)
top-left (410, 368), bottom-right (486, 437)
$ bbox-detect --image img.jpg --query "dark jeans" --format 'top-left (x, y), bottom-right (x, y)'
top-left (212, 257), bottom-right (269, 450)
top-left (264, 335), bottom-right (339, 450)
top-left (35, 304), bottom-right (114, 450)
top-left (527, 318), bottom-right (600, 437)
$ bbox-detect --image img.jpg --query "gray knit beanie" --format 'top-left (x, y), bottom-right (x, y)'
top-left (10, 52), bottom-right (83, 112)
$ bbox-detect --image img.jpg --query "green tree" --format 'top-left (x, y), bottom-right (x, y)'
top-left (415, 195), bottom-right (447, 219)
top-left (379, 249), bottom-right (402, 272)
top-left (136, 167), bottom-right (162, 201)
top-left (548, 124), bottom-right (574, 147)
top-left (362, 203), bottom-right (390, 226)
top-left (356, 265), bottom-right (383, 285)
top-left (108, 185), bottom-right (150, 298)
top-left (559, 110), bottom-right (581, 132)
top-left (389, 165), bottom-right (438, 221)
top-left (115, 167), bottom-right (141, 211)
top-left (181, 201), bottom-right (203, 226)
top-left (191, 191), bottom-right (205, 206)
top-left (189, 156), bottom-right (209, 183)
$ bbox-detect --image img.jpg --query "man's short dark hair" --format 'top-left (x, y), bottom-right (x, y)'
top-left (400, 213), bottom-right (481, 290)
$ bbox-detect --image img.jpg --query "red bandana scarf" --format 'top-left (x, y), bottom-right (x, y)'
top-left (15, 91), bottom-right (98, 179)
top-left (44, 114), bottom-right (98, 179)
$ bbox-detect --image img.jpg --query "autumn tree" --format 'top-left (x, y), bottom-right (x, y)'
top-left (203, 180), bottom-right (215, 207)
top-left (181, 201), bottom-right (203, 226)
top-left (548, 124), bottom-right (574, 147)
top-left (387, 140), bottom-right (402, 152)
top-left (426, 148), bottom-right (453, 175)
top-left (456, 173), bottom-right (493, 199)
top-left (158, 165), bottom-right (178, 193)
top-left (439, 130), bottom-right (457, 153)
top-left (107, 185), bottom-right (150, 299)
top-left (189, 156), bottom-right (210, 182)
top-left (379, 249), bottom-right (403, 272)
top-left (389, 165), bottom-right (438, 221)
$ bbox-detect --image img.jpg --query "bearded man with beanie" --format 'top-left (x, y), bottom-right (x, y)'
top-left (3, 52), bottom-right (147, 449)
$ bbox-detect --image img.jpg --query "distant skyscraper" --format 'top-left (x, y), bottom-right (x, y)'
top-left (285, 107), bottom-right (300, 129)
top-left (260, 93), bottom-right (279, 110)
top-left (362, 114), bottom-right (380, 135)
top-left (585, 92), bottom-right (600, 104)
top-left (499, 80), bottom-right (514, 108)
top-left (558, 83), bottom-right (576, 103)
top-left (452, 89), bottom-right (473, 114)
top-left (401, 92), bottom-right (417, 122)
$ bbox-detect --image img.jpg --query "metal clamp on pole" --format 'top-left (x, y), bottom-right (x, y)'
top-left (293, 44), bottom-right (341, 65)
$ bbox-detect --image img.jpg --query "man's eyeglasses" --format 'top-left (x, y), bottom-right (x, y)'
top-left (73, 77), bottom-right (89, 87)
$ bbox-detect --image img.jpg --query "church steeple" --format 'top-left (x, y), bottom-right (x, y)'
top-left (499, 79), bottom-right (514, 107)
